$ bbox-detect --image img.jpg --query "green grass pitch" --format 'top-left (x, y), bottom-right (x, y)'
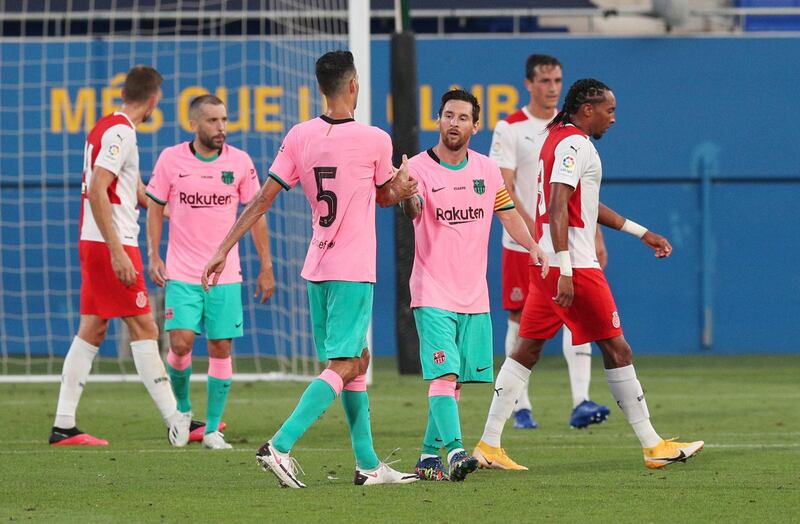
top-left (1, 355), bottom-right (797, 523)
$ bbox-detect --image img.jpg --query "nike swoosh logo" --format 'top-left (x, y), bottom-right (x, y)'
top-left (476, 366), bottom-right (490, 372)
top-left (432, 187), bottom-right (445, 193)
top-left (485, 459), bottom-right (493, 465)
top-left (662, 450), bottom-right (686, 463)
top-left (235, 321), bottom-right (243, 328)
top-left (179, 173), bottom-right (191, 178)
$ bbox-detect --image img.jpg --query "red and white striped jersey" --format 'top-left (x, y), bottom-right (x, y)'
top-left (80, 112), bottom-right (141, 247)
top-left (489, 106), bottom-right (552, 253)
top-left (535, 123), bottom-right (602, 269)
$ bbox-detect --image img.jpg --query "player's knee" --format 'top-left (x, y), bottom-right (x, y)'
top-left (77, 317), bottom-right (108, 346)
top-left (169, 339), bottom-right (192, 355)
top-left (127, 317), bottom-right (159, 342)
top-left (598, 337), bottom-right (633, 368)
top-left (79, 326), bottom-right (107, 347)
top-left (358, 348), bottom-right (370, 375)
top-left (208, 339), bottom-right (232, 359)
top-left (334, 358), bottom-right (361, 384)
top-left (511, 338), bottom-right (543, 368)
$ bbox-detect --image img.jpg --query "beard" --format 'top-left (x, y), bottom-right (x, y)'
top-left (441, 131), bottom-right (468, 151)
top-left (199, 132), bottom-right (225, 151)
top-left (592, 133), bottom-right (603, 140)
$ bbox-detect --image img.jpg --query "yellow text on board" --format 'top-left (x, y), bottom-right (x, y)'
top-left (50, 75), bottom-right (521, 134)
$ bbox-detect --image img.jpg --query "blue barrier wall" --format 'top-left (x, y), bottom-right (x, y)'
top-left (2, 36), bottom-right (798, 357)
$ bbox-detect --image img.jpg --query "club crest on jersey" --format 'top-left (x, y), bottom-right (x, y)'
top-left (221, 171), bottom-right (234, 185)
top-left (612, 311), bottom-right (621, 329)
top-left (473, 179), bottom-right (485, 195)
top-left (433, 350), bottom-right (446, 364)
top-left (136, 291), bottom-right (148, 309)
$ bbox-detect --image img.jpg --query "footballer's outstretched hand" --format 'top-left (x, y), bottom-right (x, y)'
top-left (202, 252), bottom-right (227, 291)
top-left (642, 231), bottom-right (673, 258)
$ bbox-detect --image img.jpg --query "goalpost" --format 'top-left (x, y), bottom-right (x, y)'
top-left (0, 1), bottom-right (371, 383)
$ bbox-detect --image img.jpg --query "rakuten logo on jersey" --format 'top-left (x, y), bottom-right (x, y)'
top-left (178, 192), bottom-right (233, 208)
top-left (435, 206), bottom-right (484, 225)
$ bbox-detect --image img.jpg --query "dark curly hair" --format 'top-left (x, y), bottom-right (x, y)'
top-left (546, 78), bottom-right (610, 130)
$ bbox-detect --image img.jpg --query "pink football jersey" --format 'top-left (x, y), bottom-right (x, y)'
top-left (268, 115), bottom-right (394, 282)
top-left (409, 148), bottom-right (514, 313)
top-left (146, 142), bottom-right (260, 284)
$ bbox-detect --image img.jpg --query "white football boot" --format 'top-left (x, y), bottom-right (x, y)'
top-left (354, 462), bottom-right (419, 486)
top-left (256, 440), bottom-right (306, 488)
top-left (202, 431), bottom-right (233, 450)
top-left (167, 411), bottom-right (192, 447)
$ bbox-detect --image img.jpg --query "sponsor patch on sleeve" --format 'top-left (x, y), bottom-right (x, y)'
top-left (557, 155), bottom-right (576, 177)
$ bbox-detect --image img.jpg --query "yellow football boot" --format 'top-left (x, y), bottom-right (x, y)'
top-left (472, 440), bottom-right (528, 471)
top-left (643, 438), bottom-right (704, 469)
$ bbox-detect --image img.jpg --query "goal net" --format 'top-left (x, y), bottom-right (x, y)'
top-left (0, 1), bottom-right (359, 382)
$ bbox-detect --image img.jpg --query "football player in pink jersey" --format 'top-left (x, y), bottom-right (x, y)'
top-left (50, 66), bottom-right (189, 447)
top-left (399, 89), bottom-right (549, 482)
top-left (477, 78), bottom-right (704, 470)
top-left (146, 95), bottom-right (275, 449)
top-left (202, 51), bottom-right (418, 487)
top-left (490, 54), bottom-right (610, 432)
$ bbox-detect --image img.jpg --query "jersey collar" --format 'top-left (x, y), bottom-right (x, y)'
top-left (114, 111), bottom-right (135, 128)
top-left (320, 114), bottom-right (355, 125)
top-left (188, 141), bottom-right (223, 162)
top-left (427, 148), bottom-right (468, 170)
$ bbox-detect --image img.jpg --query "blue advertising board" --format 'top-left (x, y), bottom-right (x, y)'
top-left (1, 36), bottom-right (798, 357)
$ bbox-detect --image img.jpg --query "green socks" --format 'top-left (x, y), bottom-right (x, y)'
top-left (167, 364), bottom-right (192, 414)
top-left (421, 405), bottom-right (442, 455)
top-left (429, 395), bottom-right (463, 453)
top-left (205, 376), bottom-right (232, 435)
top-left (272, 377), bottom-right (338, 453)
top-left (341, 390), bottom-right (380, 470)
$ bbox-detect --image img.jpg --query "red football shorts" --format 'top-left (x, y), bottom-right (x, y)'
top-left (79, 240), bottom-right (151, 319)
top-left (519, 266), bottom-right (623, 345)
top-left (502, 248), bottom-right (531, 311)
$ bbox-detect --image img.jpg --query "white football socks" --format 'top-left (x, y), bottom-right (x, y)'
top-left (605, 365), bottom-right (661, 448)
top-left (481, 358), bottom-right (531, 447)
top-left (130, 340), bottom-right (179, 426)
top-left (54, 336), bottom-right (99, 429)
top-left (562, 327), bottom-right (593, 408)
top-left (505, 319), bottom-right (532, 413)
